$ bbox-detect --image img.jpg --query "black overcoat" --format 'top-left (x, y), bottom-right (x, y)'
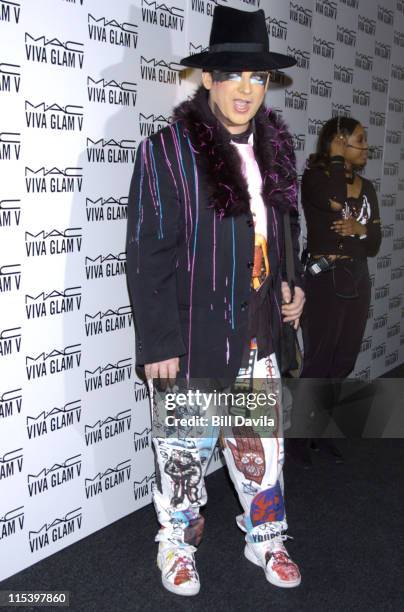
top-left (126, 87), bottom-right (303, 382)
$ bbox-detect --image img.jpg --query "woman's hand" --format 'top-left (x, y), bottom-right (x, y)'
top-left (330, 199), bottom-right (343, 211)
top-left (330, 133), bottom-right (347, 158)
top-left (331, 218), bottom-right (366, 237)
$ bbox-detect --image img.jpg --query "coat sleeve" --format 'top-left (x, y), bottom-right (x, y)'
top-left (363, 181), bottom-right (382, 257)
top-left (289, 207), bottom-right (305, 290)
top-left (280, 208), bottom-right (305, 291)
top-left (126, 136), bottom-right (186, 366)
top-left (277, 132), bottom-right (305, 291)
top-left (302, 162), bottom-right (347, 210)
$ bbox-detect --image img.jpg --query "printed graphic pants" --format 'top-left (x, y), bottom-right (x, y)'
top-left (151, 341), bottom-right (287, 549)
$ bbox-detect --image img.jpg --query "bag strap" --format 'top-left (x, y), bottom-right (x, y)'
top-left (283, 210), bottom-right (295, 286)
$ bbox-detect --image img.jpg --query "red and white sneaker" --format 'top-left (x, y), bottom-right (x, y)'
top-left (157, 542), bottom-right (200, 596)
top-left (244, 524), bottom-right (301, 588)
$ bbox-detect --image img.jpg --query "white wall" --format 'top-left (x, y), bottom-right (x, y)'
top-left (0, 0), bottom-right (403, 581)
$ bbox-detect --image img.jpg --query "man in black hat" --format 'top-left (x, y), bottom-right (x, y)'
top-left (126, 6), bottom-right (305, 596)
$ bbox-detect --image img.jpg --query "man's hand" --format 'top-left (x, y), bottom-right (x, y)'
top-left (145, 357), bottom-right (179, 387)
top-left (331, 218), bottom-right (366, 237)
top-left (281, 282), bottom-right (305, 330)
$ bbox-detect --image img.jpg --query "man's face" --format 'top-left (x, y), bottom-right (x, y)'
top-left (201, 70), bottom-right (269, 134)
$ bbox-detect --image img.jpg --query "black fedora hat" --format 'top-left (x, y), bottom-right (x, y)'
top-left (180, 6), bottom-right (296, 71)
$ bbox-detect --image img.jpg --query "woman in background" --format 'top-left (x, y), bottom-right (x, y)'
top-left (294, 116), bottom-right (381, 465)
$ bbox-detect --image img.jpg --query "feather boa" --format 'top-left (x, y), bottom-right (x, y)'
top-left (173, 86), bottom-right (298, 217)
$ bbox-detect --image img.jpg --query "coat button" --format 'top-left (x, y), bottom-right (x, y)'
top-left (240, 301), bottom-right (248, 311)
top-left (247, 261), bottom-right (254, 269)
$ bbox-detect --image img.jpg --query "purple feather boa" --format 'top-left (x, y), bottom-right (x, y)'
top-left (173, 86), bottom-right (298, 217)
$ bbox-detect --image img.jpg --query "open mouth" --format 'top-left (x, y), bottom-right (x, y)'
top-left (233, 99), bottom-right (251, 114)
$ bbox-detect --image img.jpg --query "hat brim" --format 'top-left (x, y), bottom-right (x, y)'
top-left (180, 51), bottom-right (297, 71)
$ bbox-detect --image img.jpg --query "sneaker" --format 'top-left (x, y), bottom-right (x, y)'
top-left (157, 543), bottom-right (200, 596)
top-left (244, 525), bottom-right (301, 588)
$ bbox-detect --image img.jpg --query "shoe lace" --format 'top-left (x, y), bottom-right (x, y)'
top-left (177, 543), bottom-right (197, 555)
top-left (171, 546), bottom-right (198, 580)
top-left (163, 542), bottom-right (197, 558)
top-left (259, 522), bottom-right (293, 550)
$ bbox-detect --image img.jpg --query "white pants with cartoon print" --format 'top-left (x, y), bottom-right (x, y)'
top-left (151, 342), bottom-right (287, 550)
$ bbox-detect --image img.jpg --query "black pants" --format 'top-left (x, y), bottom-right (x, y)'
top-left (289, 259), bottom-right (371, 437)
top-left (301, 258), bottom-right (371, 379)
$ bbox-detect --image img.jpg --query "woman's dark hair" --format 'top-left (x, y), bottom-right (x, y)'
top-left (307, 116), bottom-right (360, 169)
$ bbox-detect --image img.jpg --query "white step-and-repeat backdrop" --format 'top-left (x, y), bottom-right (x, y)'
top-left (1, 0), bottom-right (403, 581)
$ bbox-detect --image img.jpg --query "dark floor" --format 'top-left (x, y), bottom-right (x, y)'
top-left (1, 438), bottom-right (403, 612)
